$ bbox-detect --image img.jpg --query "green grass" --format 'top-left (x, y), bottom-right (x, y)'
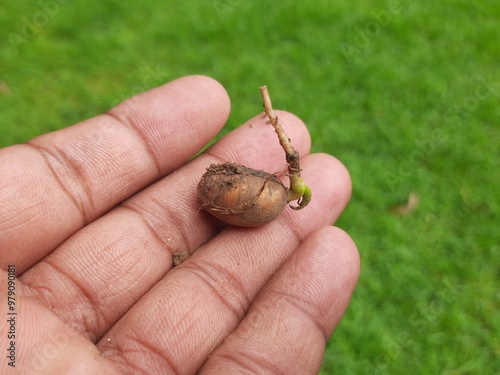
top-left (1, 1), bottom-right (499, 373)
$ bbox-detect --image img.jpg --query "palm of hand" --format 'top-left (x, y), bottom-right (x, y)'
top-left (0, 76), bottom-right (359, 374)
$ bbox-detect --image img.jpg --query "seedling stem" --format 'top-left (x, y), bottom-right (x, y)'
top-left (260, 86), bottom-right (311, 210)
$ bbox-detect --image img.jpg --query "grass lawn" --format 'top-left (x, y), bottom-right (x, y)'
top-left (1, 1), bottom-right (498, 373)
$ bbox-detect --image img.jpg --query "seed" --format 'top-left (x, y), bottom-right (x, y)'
top-left (197, 86), bottom-right (311, 227)
top-left (197, 162), bottom-right (288, 227)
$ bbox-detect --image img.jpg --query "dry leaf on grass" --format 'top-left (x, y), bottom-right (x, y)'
top-left (388, 192), bottom-right (420, 216)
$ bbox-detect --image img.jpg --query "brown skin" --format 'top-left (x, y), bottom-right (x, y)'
top-left (0, 76), bottom-right (359, 374)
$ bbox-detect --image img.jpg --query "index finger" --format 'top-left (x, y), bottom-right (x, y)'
top-left (0, 75), bottom-right (230, 273)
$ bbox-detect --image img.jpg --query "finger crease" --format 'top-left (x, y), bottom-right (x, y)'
top-left (104, 112), bottom-right (162, 176)
top-left (42, 257), bottom-right (103, 341)
top-left (24, 142), bottom-right (92, 224)
top-left (120, 204), bottom-right (169, 249)
top-left (122, 333), bottom-right (180, 375)
top-left (276, 290), bottom-right (327, 341)
top-left (182, 261), bottom-right (249, 321)
top-left (120, 202), bottom-right (191, 260)
top-left (215, 351), bottom-right (280, 374)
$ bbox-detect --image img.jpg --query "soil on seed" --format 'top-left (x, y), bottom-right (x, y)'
top-left (197, 162), bottom-right (288, 227)
top-left (204, 162), bottom-right (277, 180)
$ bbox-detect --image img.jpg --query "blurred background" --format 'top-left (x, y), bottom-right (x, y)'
top-left (1, 1), bottom-right (498, 373)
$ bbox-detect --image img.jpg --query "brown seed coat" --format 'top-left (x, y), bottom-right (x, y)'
top-left (197, 162), bottom-right (288, 227)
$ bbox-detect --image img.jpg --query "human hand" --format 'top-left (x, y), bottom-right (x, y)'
top-left (0, 76), bottom-right (359, 374)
